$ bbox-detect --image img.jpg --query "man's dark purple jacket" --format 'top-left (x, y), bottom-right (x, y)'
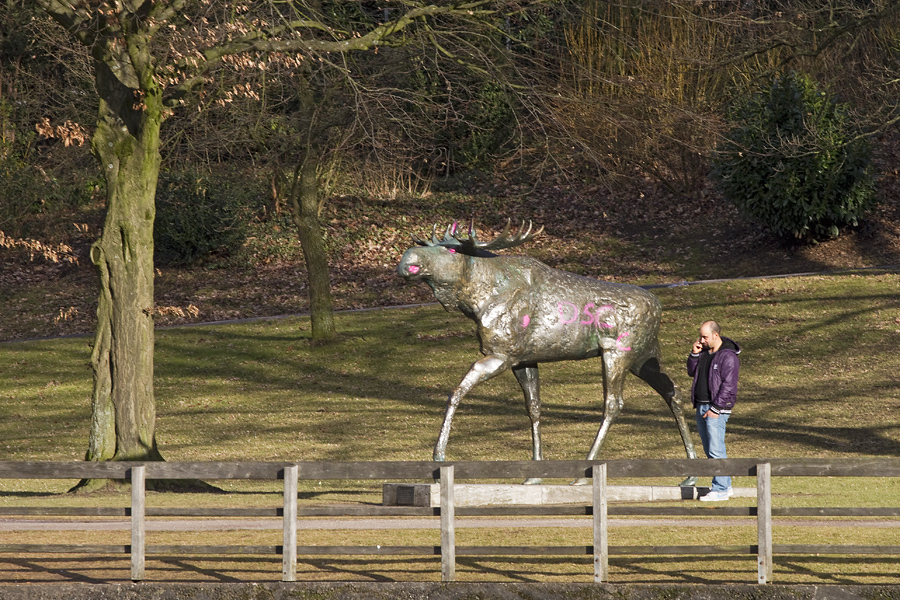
top-left (686, 337), bottom-right (741, 415)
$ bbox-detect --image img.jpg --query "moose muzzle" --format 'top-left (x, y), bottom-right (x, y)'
top-left (397, 249), bottom-right (423, 279)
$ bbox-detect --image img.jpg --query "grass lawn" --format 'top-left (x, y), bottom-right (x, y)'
top-left (1, 270), bottom-right (899, 584)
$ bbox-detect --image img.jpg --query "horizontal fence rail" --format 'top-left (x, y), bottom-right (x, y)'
top-left (1, 458), bottom-right (899, 583)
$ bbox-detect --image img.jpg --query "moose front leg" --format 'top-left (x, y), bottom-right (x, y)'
top-left (513, 364), bottom-right (543, 484)
top-left (434, 355), bottom-right (509, 461)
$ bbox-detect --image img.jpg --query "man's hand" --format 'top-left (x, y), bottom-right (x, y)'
top-left (703, 410), bottom-right (719, 419)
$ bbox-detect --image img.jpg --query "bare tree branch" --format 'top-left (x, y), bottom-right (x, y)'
top-left (164, 1), bottom-right (496, 104)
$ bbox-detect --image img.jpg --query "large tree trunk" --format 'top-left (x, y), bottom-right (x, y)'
top-left (79, 59), bottom-right (164, 486)
top-left (290, 154), bottom-right (336, 341)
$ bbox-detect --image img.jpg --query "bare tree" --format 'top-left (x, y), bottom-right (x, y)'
top-left (163, 2), bottom-right (542, 341)
top-left (33, 0), bottom-right (498, 485)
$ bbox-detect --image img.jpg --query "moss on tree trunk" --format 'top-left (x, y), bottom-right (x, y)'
top-left (75, 59), bottom-right (164, 491)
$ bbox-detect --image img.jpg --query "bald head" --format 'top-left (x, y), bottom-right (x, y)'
top-left (699, 321), bottom-right (722, 353)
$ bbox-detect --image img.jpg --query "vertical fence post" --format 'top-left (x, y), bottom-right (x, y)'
top-left (592, 462), bottom-right (608, 583)
top-left (440, 465), bottom-right (455, 582)
top-left (757, 462), bottom-right (773, 584)
top-left (283, 464), bottom-right (298, 582)
top-left (130, 464), bottom-right (146, 582)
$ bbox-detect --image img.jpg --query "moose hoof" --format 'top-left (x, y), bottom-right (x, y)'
top-left (569, 477), bottom-right (591, 486)
top-left (523, 478), bottom-right (543, 485)
top-left (679, 476), bottom-right (698, 487)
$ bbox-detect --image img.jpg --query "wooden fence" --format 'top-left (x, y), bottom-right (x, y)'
top-left (1, 458), bottom-right (899, 583)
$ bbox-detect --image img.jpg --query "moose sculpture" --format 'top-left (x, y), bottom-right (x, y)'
top-left (397, 220), bottom-right (698, 483)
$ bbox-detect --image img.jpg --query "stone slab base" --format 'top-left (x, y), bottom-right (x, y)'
top-left (383, 483), bottom-right (756, 506)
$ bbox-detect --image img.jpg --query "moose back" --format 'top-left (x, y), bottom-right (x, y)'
top-left (397, 221), bottom-right (697, 477)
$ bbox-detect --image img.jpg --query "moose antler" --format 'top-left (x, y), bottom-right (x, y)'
top-left (456, 219), bottom-right (543, 252)
top-left (412, 222), bottom-right (462, 247)
top-left (413, 220), bottom-right (543, 253)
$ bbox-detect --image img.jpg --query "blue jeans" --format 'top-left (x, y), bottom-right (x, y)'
top-left (696, 404), bottom-right (731, 492)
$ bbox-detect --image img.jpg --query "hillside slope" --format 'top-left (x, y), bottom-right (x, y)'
top-left (2, 148), bottom-right (899, 342)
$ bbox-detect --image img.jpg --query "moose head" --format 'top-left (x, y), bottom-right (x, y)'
top-left (398, 220), bottom-right (697, 484)
top-left (398, 220), bottom-right (541, 313)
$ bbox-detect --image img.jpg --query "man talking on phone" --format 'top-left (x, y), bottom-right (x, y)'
top-left (687, 320), bottom-right (741, 502)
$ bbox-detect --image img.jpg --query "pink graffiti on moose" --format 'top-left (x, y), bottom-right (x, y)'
top-left (557, 302), bottom-right (614, 329)
top-left (522, 315), bottom-right (530, 328)
top-left (616, 332), bottom-right (632, 352)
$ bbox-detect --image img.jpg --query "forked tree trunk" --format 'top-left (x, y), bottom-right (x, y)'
top-left (290, 154), bottom-right (336, 341)
top-left (76, 60), bottom-right (164, 490)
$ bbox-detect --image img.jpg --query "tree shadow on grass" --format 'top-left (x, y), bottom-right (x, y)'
top-left (0, 556), bottom-right (124, 584)
top-left (454, 556), bottom-right (593, 583)
top-left (151, 316), bottom-right (900, 462)
top-left (9, 287), bottom-right (891, 466)
top-left (609, 555), bottom-right (753, 584)
top-left (776, 556), bottom-right (900, 585)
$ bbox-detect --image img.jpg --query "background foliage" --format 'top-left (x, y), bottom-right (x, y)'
top-left (0, 0), bottom-right (898, 279)
top-left (154, 171), bottom-right (264, 267)
top-left (1, 1), bottom-right (898, 250)
top-left (713, 72), bottom-right (877, 242)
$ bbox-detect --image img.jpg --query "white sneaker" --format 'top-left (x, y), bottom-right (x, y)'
top-left (726, 487), bottom-right (734, 497)
top-left (700, 490), bottom-right (729, 502)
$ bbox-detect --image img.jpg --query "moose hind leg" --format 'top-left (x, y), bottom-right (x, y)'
top-left (513, 364), bottom-right (543, 484)
top-left (635, 357), bottom-right (699, 486)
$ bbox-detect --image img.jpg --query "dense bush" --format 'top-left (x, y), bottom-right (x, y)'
top-left (154, 171), bottom-right (262, 267)
top-left (0, 147), bottom-right (43, 237)
top-left (455, 83), bottom-right (516, 171)
top-left (0, 101), bottom-right (102, 239)
top-left (713, 72), bottom-right (876, 242)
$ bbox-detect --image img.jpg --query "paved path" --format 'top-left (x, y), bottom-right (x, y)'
top-left (2, 516), bottom-right (896, 531)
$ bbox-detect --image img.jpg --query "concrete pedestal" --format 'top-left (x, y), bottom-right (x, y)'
top-left (383, 482), bottom-right (755, 507)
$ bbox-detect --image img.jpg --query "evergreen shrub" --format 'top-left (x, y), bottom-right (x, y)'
top-left (0, 153), bottom-right (42, 237)
top-left (456, 82), bottom-right (516, 170)
top-left (154, 171), bottom-right (261, 267)
top-left (712, 72), bottom-right (875, 242)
